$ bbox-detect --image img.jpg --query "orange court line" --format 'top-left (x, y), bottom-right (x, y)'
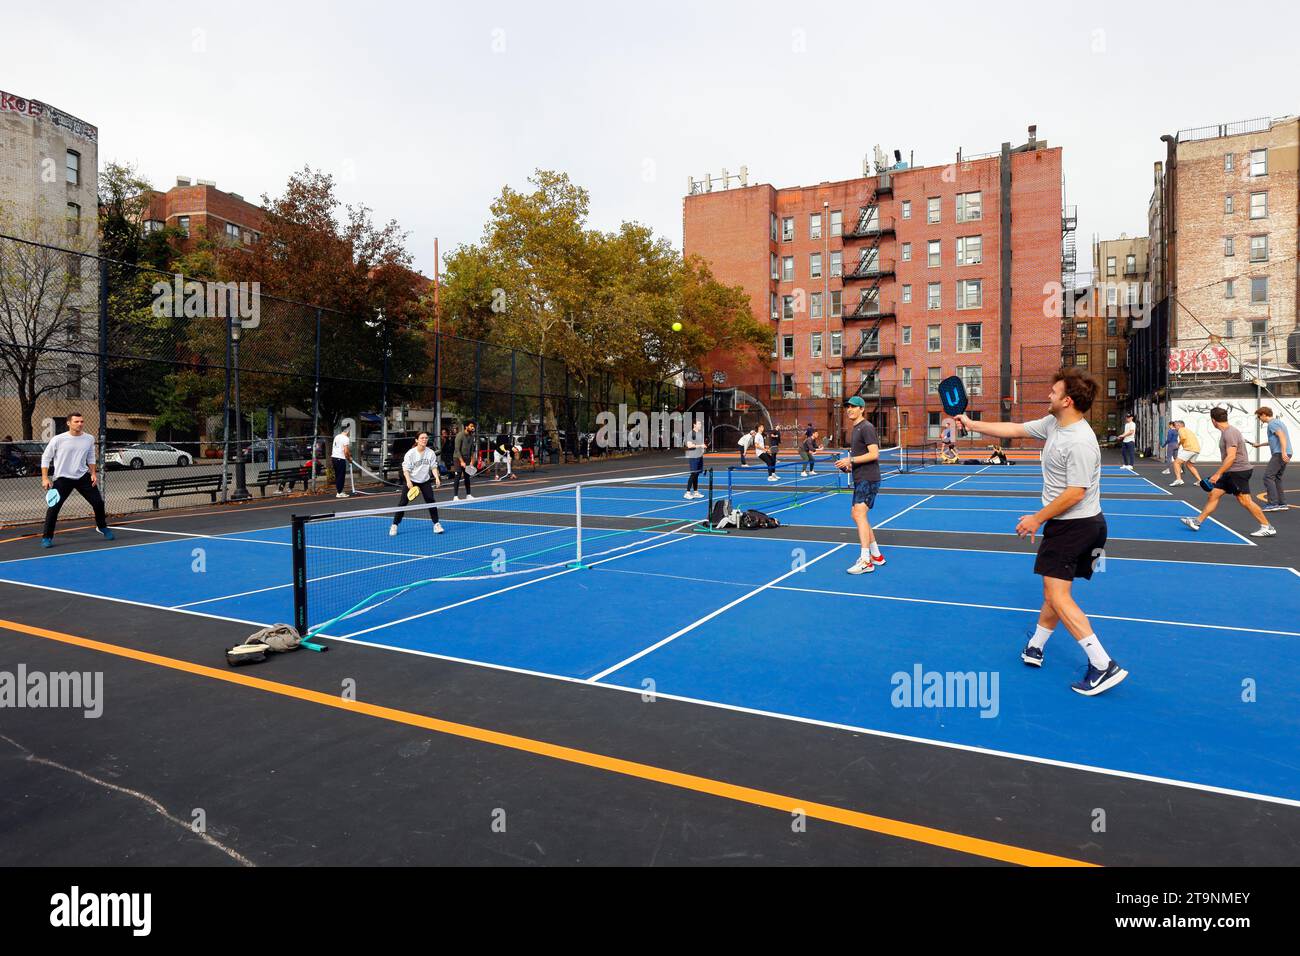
top-left (0, 617), bottom-right (1097, 868)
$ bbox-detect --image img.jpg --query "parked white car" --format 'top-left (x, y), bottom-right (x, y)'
top-left (105, 442), bottom-right (194, 469)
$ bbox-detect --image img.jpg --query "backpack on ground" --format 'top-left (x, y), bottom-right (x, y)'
top-left (740, 508), bottom-right (781, 530)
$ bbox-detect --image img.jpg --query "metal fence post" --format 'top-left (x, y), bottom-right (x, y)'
top-left (97, 256), bottom-right (109, 498)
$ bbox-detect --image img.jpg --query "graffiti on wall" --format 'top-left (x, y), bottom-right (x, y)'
top-left (0, 90), bottom-right (98, 144)
top-left (1169, 346), bottom-right (1233, 374)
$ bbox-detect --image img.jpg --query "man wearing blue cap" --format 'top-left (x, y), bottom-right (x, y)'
top-left (836, 396), bottom-right (885, 574)
top-left (40, 413), bottom-right (113, 548)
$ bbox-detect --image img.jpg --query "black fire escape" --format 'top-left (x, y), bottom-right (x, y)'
top-left (841, 173), bottom-right (897, 431)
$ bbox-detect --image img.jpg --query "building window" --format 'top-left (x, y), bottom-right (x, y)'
top-left (901, 200), bottom-right (912, 219)
top-left (830, 210), bottom-right (842, 237)
top-left (1107, 348), bottom-right (1118, 368)
top-left (927, 197), bottom-right (941, 224)
top-left (782, 217), bottom-right (794, 242)
top-left (859, 327), bottom-right (880, 356)
top-left (782, 373), bottom-right (795, 394)
top-left (1224, 236), bottom-right (1234, 257)
top-left (927, 325), bottom-right (941, 352)
top-left (830, 251), bottom-right (842, 277)
top-left (902, 326), bottom-right (912, 345)
top-left (1076, 353), bottom-right (1088, 368)
top-left (1106, 316), bottom-right (1117, 337)
top-left (782, 256), bottom-right (794, 281)
top-left (1251, 277), bottom-right (1268, 304)
top-left (1225, 279), bottom-right (1234, 299)
top-left (1225, 195), bottom-right (1234, 214)
top-left (1127, 284), bottom-right (1139, 306)
top-left (783, 295), bottom-right (795, 319)
top-left (958, 365), bottom-right (982, 395)
top-left (956, 322), bottom-right (982, 352)
top-left (1226, 319), bottom-right (1236, 339)
top-left (225, 222), bottom-right (241, 241)
top-left (65, 311), bottom-right (81, 346)
top-left (811, 372), bottom-right (824, 398)
top-left (957, 279), bottom-right (982, 310)
top-left (902, 368), bottom-right (913, 388)
top-left (927, 282), bottom-right (941, 310)
top-left (810, 292), bottom-right (822, 319)
top-left (770, 292), bottom-right (778, 319)
top-left (770, 214), bottom-right (778, 242)
top-left (66, 364), bottom-right (82, 399)
top-left (178, 215), bottom-right (190, 237)
top-left (901, 410), bottom-right (910, 429)
top-left (1251, 319), bottom-right (1268, 345)
top-left (809, 213), bottom-right (822, 240)
top-left (1107, 286), bottom-right (1119, 306)
top-left (956, 235), bottom-right (982, 266)
top-left (1106, 256), bottom-right (1116, 276)
top-left (830, 331), bottom-right (843, 357)
top-left (65, 202), bottom-right (80, 238)
top-left (927, 240), bottom-right (941, 268)
top-left (926, 368), bottom-right (942, 395)
top-left (1076, 322), bottom-right (1088, 338)
top-left (956, 192), bottom-right (982, 222)
top-left (1250, 235), bottom-right (1268, 262)
top-left (1108, 379), bottom-right (1117, 398)
top-left (927, 410), bottom-right (942, 438)
top-left (770, 253), bottom-right (778, 280)
top-left (1224, 153), bottom-right (1234, 172)
top-left (902, 284), bottom-right (912, 304)
top-left (772, 335), bottom-right (779, 358)
top-left (782, 334), bottom-right (795, 359)
top-left (1249, 149), bottom-right (1267, 177)
top-left (65, 150), bottom-right (80, 185)
top-left (901, 242), bottom-right (912, 262)
top-left (811, 332), bottom-right (823, 357)
top-left (1249, 192), bottom-right (1267, 219)
top-left (830, 370), bottom-right (842, 396)
top-left (1125, 254), bottom-right (1136, 274)
top-left (830, 290), bottom-right (842, 317)
top-left (809, 252), bottom-right (822, 279)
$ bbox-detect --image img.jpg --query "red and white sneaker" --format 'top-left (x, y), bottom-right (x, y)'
top-left (871, 553), bottom-right (887, 567)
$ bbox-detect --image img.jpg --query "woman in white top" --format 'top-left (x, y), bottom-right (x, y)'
top-left (389, 432), bottom-right (445, 536)
top-left (754, 423), bottom-right (779, 481)
top-left (330, 429), bottom-right (352, 498)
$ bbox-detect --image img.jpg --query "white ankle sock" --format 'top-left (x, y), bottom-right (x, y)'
top-left (1029, 625), bottom-right (1053, 650)
top-left (1079, 634), bottom-right (1110, 669)
top-left (869, 541), bottom-right (882, 558)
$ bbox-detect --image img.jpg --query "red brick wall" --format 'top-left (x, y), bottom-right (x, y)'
top-left (683, 146), bottom-right (1066, 441)
top-left (144, 185), bottom-right (266, 249)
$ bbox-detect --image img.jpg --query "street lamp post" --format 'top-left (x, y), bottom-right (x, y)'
top-left (229, 313), bottom-right (251, 501)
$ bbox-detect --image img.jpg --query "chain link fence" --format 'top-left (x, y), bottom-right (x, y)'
top-left (0, 234), bottom-right (681, 527)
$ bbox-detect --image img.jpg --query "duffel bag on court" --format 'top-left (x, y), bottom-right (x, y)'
top-left (740, 508), bottom-right (781, 530)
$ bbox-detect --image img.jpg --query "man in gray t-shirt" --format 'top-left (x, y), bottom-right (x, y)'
top-left (40, 412), bottom-right (113, 547)
top-left (957, 368), bottom-right (1126, 698)
top-left (1181, 407), bottom-right (1275, 537)
top-left (836, 396), bottom-right (885, 574)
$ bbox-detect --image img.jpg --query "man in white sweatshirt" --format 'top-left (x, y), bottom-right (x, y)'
top-left (41, 413), bottom-right (113, 548)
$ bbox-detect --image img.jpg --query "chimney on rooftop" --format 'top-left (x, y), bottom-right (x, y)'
top-left (176, 177), bottom-right (191, 187)
top-left (1027, 125), bottom-right (1037, 147)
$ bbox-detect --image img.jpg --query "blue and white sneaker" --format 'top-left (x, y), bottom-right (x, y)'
top-left (96, 527), bottom-right (115, 541)
top-left (1021, 642), bottom-right (1044, 667)
top-left (40, 537), bottom-right (53, 549)
top-left (1071, 660), bottom-right (1128, 696)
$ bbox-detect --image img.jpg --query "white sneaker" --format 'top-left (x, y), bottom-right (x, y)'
top-left (335, 492), bottom-right (349, 498)
top-left (1180, 516), bottom-right (1201, 531)
top-left (799, 471), bottom-right (809, 477)
top-left (1250, 525), bottom-right (1277, 537)
top-left (767, 474), bottom-right (780, 482)
top-left (683, 492), bottom-right (694, 500)
top-left (433, 522), bottom-right (445, 534)
top-left (846, 557), bottom-right (875, 575)
top-left (389, 524), bottom-right (398, 536)
top-left (1170, 479), bottom-right (1184, 487)
top-left (1161, 468), bottom-right (1170, 475)
top-left (465, 494), bottom-right (476, 501)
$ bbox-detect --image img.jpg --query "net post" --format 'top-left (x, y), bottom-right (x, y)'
top-left (693, 467), bottom-right (728, 534)
top-left (567, 484), bottom-right (587, 568)
top-left (293, 513), bottom-right (328, 651)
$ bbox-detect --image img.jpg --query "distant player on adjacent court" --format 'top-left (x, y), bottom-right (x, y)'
top-left (1179, 407), bottom-right (1277, 538)
top-left (1249, 407), bottom-right (1290, 513)
top-left (330, 426), bottom-right (352, 498)
top-left (1119, 414), bottom-right (1136, 471)
top-left (40, 413), bottom-right (113, 548)
top-left (453, 420), bottom-right (477, 500)
top-left (799, 429), bottom-right (822, 476)
top-left (837, 396), bottom-right (885, 574)
top-left (389, 431), bottom-right (444, 536)
top-left (684, 419), bottom-right (706, 499)
top-left (1170, 420), bottom-right (1202, 487)
top-left (957, 368), bottom-right (1127, 697)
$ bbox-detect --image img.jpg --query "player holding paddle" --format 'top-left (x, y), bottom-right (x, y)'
top-left (388, 431), bottom-right (444, 537)
top-left (837, 396), bottom-right (885, 574)
top-left (953, 369), bottom-right (1127, 697)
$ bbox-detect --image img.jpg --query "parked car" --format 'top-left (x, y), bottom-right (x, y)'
top-left (105, 442), bottom-right (194, 469)
top-left (1, 441), bottom-right (44, 477)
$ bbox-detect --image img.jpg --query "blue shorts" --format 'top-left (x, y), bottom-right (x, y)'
top-left (852, 479), bottom-right (882, 508)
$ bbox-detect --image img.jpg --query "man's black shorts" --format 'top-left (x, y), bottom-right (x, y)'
top-left (1215, 471), bottom-right (1252, 496)
top-left (1034, 514), bottom-right (1108, 582)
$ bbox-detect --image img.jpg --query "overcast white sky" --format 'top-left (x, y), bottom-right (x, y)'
top-left (8, 0), bottom-right (1297, 278)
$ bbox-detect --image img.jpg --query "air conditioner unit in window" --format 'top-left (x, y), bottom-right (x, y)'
top-left (783, 391), bottom-right (797, 399)
top-left (970, 386), bottom-right (982, 396)
top-left (771, 310), bottom-right (779, 319)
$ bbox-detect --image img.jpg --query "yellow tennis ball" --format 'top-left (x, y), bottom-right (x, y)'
top-left (671, 322), bottom-right (683, 332)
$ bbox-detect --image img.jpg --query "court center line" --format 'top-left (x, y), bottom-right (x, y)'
top-left (0, 616), bottom-right (1092, 867)
top-left (586, 543), bottom-right (847, 683)
top-left (873, 495), bottom-right (937, 530)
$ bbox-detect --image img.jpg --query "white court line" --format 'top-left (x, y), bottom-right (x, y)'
top-left (873, 494), bottom-right (937, 529)
top-left (917, 506), bottom-right (1211, 519)
top-left (769, 584), bottom-right (1300, 638)
top-left (771, 521), bottom-right (1251, 546)
top-left (334, 527), bottom-right (696, 641)
top-left (585, 543), bottom-right (847, 682)
top-left (941, 465), bottom-right (991, 491)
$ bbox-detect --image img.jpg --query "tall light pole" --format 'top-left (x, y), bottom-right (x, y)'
top-left (229, 309), bottom-right (250, 501)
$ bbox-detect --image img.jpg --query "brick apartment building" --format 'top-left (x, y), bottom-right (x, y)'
top-left (683, 127), bottom-right (1073, 446)
top-left (1130, 115), bottom-right (1299, 459)
top-left (143, 177), bottom-right (266, 249)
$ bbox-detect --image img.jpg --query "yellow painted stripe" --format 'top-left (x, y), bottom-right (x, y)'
top-left (0, 618), bottom-right (1096, 867)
